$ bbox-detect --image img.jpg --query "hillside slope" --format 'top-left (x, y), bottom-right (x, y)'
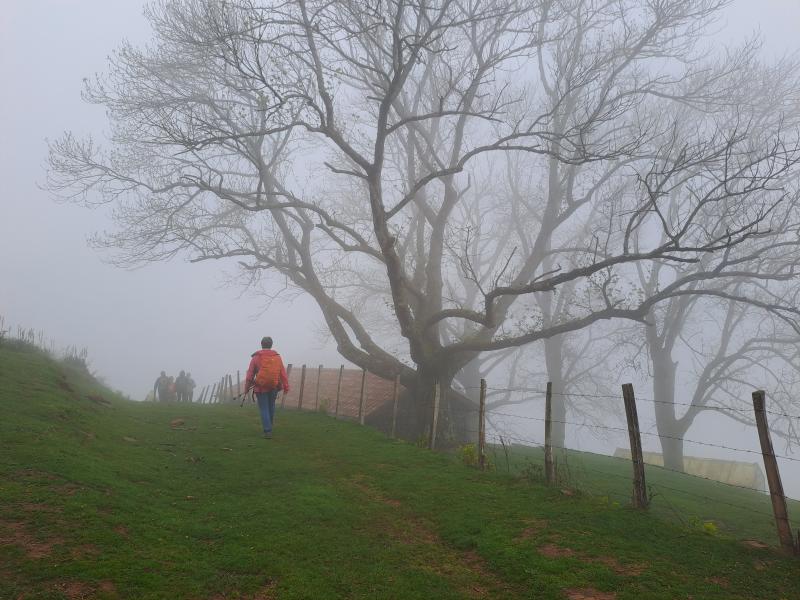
top-left (1, 345), bottom-right (798, 600)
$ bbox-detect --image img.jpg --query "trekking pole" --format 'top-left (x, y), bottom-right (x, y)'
top-left (237, 389), bottom-right (256, 407)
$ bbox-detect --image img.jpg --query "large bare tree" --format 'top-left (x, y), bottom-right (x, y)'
top-left (48, 0), bottom-right (800, 440)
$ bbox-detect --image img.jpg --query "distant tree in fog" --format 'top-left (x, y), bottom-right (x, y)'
top-left (635, 279), bottom-right (800, 471)
top-left (48, 0), bottom-right (800, 441)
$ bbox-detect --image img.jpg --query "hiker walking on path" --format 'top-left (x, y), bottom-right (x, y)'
top-left (186, 372), bottom-right (196, 402)
top-left (153, 371), bottom-right (170, 402)
top-left (167, 376), bottom-right (177, 402)
top-left (176, 370), bottom-right (188, 403)
top-left (244, 337), bottom-right (289, 439)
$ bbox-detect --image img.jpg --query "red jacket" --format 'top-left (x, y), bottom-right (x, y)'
top-left (245, 349), bottom-right (290, 394)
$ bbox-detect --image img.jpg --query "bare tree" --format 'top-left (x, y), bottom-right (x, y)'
top-left (48, 0), bottom-right (800, 441)
top-left (634, 276), bottom-right (800, 471)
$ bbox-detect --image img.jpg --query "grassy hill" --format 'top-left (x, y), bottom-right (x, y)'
top-left (483, 443), bottom-right (800, 545)
top-left (1, 344), bottom-right (799, 600)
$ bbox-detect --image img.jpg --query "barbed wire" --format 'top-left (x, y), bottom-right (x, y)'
top-left (647, 482), bottom-right (777, 519)
top-left (482, 432), bottom-right (642, 486)
top-left (633, 396), bottom-right (800, 420)
top-left (462, 384), bottom-right (800, 420)
top-left (478, 431), bottom-right (789, 516)
top-left (484, 409), bottom-right (800, 463)
top-left (484, 428), bottom-right (771, 493)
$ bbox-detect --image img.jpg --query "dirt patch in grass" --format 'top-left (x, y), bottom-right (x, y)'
top-left (0, 519), bottom-right (63, 559)
top-left (539, 543), bottom-right (576, 559)
top-left (564, 588), bottom-right (616, 600)
top-left (20, 502), bottom-right (62, 514)
top-left (211, 580), bottom-right (278, 600)
top-left (87, 394), bottom-right (111, 406)
top-left (252, 580), bottom-right (278, 599)
top-left (538, 543), bottom-right (647, 577)
top-left (70, 544), bottom-right (101, 560)
top-left (514, 518), bottom-right (548, 542)
top-left (590, 556), bottom-right (647, 576)
top-left (51, 482), bottom-right (83, 496)
top-left (349, 476), bottom-right (517, 598)
top-left (53, 580), bottom-right (118, 599)
top-left (52, 580), bottom-right (117, 599)
top-left (16, 468), bottom-right (60, 482)
top-left (114, 525), bottom-right (130, 538)
top-left (392, 516), bottom-right (439, 546)
top-left (56, 377), bottom-right (75, 394)
top-left (98, 581), bottom-right (118, 595)
top-left (706, 576), bottom-right (730, 588)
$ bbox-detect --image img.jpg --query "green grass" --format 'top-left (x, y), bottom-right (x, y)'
top-left (485, 443), bottom-right (800, 545)
top-left (1, 345), bottom-right (799, 599)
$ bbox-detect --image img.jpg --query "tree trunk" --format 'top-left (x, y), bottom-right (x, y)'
top-left (651, 347), bottom-right (686, 472)
top-left (659, 434), bottom-right (685, 473)
top-left (454, 355), bottom-right (481, 404)
top-left (544, 335), bottom-right (566, 449)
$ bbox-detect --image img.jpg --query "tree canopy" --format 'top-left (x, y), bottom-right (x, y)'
top-left (49, 0), bottom-right (800, 438)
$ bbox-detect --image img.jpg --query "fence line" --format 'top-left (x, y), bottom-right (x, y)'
top-left (182, 367), bottom-right (799, 552)
top-left (481, 409), bottom-right (800, 463)
top-left (465, 384), bottom-right (800, 420)
top-left (474, 428), bottom-right (784, 519)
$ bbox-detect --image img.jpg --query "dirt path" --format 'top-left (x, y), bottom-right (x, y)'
top-left (347, 475), bottom-right (522, 599)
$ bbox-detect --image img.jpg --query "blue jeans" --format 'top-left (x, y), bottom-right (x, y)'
top-left (255, 390), bottom-right (279, 433)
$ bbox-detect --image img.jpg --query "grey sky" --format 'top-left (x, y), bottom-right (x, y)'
top-left (1, 0), bottom-right (344, 400)
top-left (2, 1), bottom-right (799, 492)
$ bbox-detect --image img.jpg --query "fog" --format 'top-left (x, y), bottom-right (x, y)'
top-left (2, 0), bottom-right (800, 498)
top-left (1, 0), bottom-right (344, 400)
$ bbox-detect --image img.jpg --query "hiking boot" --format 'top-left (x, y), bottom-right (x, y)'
top-left (263, 432), bottom-right (273, 439)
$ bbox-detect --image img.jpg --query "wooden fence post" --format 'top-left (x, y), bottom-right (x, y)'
top-left (358, 369), bottom-right (367, 425)
top-left (390, 374), bottom-right (400, 439)
top-left (334, 365), bottom-right (344, 419)
top-left (429, 381), bottom-right (441, 450)
top-left (753, 390), bottom-right (798, 555)
top-left (237, 370), bottom-right (241, 397)
top-left (478, 379), bottom-right (487, 471)
top-left (315, 364), bottom-right (323, 410)
top-left (544, 381), bottom-right (555, 485)
top-left (281, 364), bottom-right (292, 409)
top-left (227, 374), bottom-right (233, 403)
top-left (622, 383), bottom-right (648, 509)
top-left (298, 365), bottom-right (307, 410)
top-left (209, 383), bottom-right (217, 404)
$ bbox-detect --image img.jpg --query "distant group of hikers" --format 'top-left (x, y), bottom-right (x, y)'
top-left (151, 336), bottom-right (289, 439)
top-left (152, 370), bottom-right (196, 403)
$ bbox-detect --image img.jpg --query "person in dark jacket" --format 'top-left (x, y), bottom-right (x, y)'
top-left (153, 371), bottom-right (170, 402)
top-left (244, 337), bottom-right (290, 439)
top-left (176, 370), bottom-right (188, 402)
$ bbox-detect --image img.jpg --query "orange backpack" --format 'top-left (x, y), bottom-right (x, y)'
top-left (254, 353), bottom-right (282, 390)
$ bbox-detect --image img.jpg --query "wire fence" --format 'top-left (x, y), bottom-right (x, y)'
top-left (189, 364), bottom-right (799, 551)
top-left (451, 383), bottom-right (800, 550)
